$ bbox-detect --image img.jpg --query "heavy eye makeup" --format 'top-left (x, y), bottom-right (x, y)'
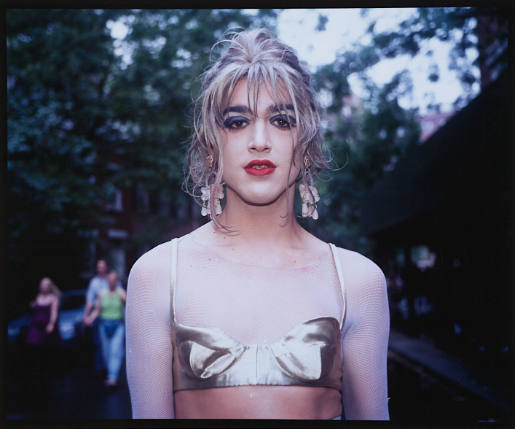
top-left (223, 115), bottom-right (249, 130)
top-left (223, 114), bottom-right (296, 131)
top-left (270, 114), bottom-right (296, 129)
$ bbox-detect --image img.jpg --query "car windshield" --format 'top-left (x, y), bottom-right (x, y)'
top-left (60, 295), bottom-right (85, 311)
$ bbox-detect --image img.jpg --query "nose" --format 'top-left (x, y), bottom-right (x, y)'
top-left (248, 119), bottom-right (271, 152)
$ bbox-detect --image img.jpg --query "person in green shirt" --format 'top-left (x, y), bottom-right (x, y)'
top-left (87, 270), bottom-right (126, 387)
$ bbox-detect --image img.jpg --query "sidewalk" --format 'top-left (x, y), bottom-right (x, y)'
top-left (388, 329), bottom-right (510, 411)
top-left (7, 362), bottom-right (132, 420)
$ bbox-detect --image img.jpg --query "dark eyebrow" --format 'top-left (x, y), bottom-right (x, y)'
top-left (222, 104), bottom-right (295, 116)
top-left (222, 105), bottom-right (252, 115)
top-left (268, 104), bottom-right (295, 114)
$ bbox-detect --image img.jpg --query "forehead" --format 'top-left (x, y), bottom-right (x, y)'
top-left (227, 78), bottom-right (292, 110)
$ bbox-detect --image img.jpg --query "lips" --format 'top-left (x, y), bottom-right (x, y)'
top-left (244, 159), bottom-right (276, 176)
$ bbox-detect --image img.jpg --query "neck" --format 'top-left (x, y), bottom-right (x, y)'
top-left (214, 185), bottom-right (305, 248)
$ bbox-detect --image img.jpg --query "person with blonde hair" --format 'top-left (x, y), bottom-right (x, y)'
top-left (26, 277), bottom-right (61, 346)
top-left (126, 28), bottom-right (390, 420)
top-left (25, 277), bottom-right (62, 396)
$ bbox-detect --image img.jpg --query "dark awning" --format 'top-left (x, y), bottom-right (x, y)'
top-left (360, 70), bottom-right (510, 237)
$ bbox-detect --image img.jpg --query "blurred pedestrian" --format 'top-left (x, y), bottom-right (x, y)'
top-left (25, 277), bottom-right (62, 395)
top-left (85, 270), bottom-right (126, 387)
top-left (82, 259), bottom-right (108, 375)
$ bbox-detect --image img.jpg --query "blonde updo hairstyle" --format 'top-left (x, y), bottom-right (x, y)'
top-left (187, 28), bottom-right (331, 228)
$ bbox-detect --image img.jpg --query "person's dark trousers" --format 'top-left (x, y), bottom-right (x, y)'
top-left (92, 318), bottom-right (105, 372)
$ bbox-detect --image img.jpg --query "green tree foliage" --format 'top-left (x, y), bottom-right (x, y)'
top-left (360, 7), bottom-right (508, 108)
top-left (8, 9), bottom-right (125, 238)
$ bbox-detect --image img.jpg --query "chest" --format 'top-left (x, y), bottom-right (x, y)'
top-left (36, 296), bottom-right (53, 306)
top-left (174, 257), bottom-right (343, 344)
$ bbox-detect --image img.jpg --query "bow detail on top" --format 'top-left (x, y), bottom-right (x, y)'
top-left (176, 324), bottom-right (248, 379)
top-left (268, 317), bottom-right (339, 381)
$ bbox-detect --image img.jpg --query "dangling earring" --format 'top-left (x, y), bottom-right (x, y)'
top-left (200, 183), bottom-right (224, 216)
top-left (200, 154), bottom-right (224, 217)
top-left (299, 155), bottom-right (320, 220)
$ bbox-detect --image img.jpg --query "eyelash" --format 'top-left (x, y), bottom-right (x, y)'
top-left (223, 115), bottom-right (296, 130)
top-left (271, 114), bottom-right (296, 129)
top-left (223, 116), bottom-right (249, 129)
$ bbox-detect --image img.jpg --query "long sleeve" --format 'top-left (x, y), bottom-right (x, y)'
top-left (340, 252), bottom-right (390, 420)
top-left (125, 245), bottom-right (175, 418)
top-left (85, 278), bottom-right (96, 305)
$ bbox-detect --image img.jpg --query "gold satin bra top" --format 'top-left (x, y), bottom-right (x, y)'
top-left (170, 238), bottom-right (347, 393)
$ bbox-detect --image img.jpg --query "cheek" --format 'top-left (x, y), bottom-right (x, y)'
top-left (220, 141), bottom-right (239, 182)
top-left (220, 140), bottom-right (235, 168)
top-left (279, 132), bottom-right (301, 167)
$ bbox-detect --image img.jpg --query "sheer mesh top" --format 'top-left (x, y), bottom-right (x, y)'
top-left (170, 238), bottom-right (346, 392)
top-left (126, 234), bottom-right (390, 419)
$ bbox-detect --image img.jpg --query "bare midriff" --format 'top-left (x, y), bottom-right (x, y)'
top-left (174, 385), bottom-right (342, 419)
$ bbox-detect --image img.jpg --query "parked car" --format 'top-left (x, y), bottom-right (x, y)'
top-left (8, 289), bottom-right (86, 347)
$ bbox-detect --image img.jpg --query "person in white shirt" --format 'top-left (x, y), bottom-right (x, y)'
top-left (83, 259), bottom-right (109, 374)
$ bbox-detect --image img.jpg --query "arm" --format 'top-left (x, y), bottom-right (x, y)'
top-left (83, 279), bottom-right (96, 322)
top-left (126, 246), bottom-right (175, 418)
top-left (82, 301), bottom-right (93, 323)
top-left (340, 254), bottom-right (390, 420)
top-left (46, 296), bottom-right (59, 333)
top-left (87, 296), bottom-right (101, 325)
top-left (118, 288), bottom-right (127, 304)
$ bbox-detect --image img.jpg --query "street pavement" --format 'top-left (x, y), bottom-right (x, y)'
top-left (6, 346), bottom-right (131, 420)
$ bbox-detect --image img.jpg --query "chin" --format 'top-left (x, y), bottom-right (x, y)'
top-left (229, 184), bottom-right (291, 207)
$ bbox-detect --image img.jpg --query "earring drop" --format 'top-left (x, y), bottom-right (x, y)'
top-left (200, 183), bottom-right (224, 216)
top-left (200, 154), bottom-right (223, 217)
top-left (299, 183), bottom-right (320, 220)
top-left (299, 155), bottom-right (320, 220)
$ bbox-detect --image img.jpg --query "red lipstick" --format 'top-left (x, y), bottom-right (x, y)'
top-left (244, 159), bottom-right (276, 176)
